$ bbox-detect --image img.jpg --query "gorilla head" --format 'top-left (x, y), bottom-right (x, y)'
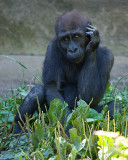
top-left (55, 11), bottom-right (92, 63)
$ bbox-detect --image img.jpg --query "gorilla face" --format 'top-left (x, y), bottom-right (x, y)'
top-left (58, 29), bottom-right (90, 63)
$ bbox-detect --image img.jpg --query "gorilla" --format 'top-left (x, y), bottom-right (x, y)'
top-left (14, 11), bottom-right (116, 134)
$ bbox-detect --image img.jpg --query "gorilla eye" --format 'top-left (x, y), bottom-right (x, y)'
top-left (73, 34), bottom-right (79, 39)
top-left (63, 37), bottom-right (69, 41)
top-left (75, 34), bottom-right (79, 38)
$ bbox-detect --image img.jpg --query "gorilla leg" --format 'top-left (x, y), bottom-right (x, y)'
top-left (93, 101), bottom-right (121, 118)
top-left (14, 85), bottom-right (45, 134)
top-left (64, 84), bottom-right (78, 109)
top-left (62, 84), bottom-right (78, 136)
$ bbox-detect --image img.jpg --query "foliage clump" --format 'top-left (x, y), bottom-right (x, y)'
top-left (0, 56), bottom-right (128, 159)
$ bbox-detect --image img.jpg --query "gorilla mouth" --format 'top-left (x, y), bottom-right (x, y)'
top-left (73, 55), bottom-right (84, 63)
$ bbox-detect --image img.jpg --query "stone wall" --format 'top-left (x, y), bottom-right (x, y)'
top-left (0, 0), bottom-right (128, 55)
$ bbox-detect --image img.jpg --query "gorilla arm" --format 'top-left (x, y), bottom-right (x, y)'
top-left (43, 39), bottom-right (73, 121)
top-left (78, 25), bottom-right (114, 107)
top-left (43, 39), bottom-right (65, 106)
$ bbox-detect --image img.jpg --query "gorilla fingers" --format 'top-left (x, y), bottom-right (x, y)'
top-left (86, 24), bottom-right (100, 52)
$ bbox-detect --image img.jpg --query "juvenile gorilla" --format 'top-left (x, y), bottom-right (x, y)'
top-left (14, 11), bottom-right (115, 134)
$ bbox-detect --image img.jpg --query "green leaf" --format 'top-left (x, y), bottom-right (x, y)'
top-left (68, 146), bottom-right (77, 160)
top-left (54, 137), bottom-right (67, 159)
top-left (77, 99), bottom-right (88, 108)
top-left (17, 87), bottom-right (29, 97)
top-left (32, 119), bottom-right (44, 148)
top-left (32, 134), bottom-right (39, 148)
top-left (87, 108), bottom-right (103, 120)
top-left (43, 146), bottom-right (54, 159)
top-left (86, 118), bottom-right (99, 122)
top-left (69, 128), bottom-right (81, 151)
top-left (97, 135), bottom-right (114, 148)
top-left (77, 139), bottom-right (86, 152)
top-left (34, 119), bottom-right (44, 139)
top-left (48, 98), bottom-right (66, 125)
top-left (4, 56), bottom-right (27, 69)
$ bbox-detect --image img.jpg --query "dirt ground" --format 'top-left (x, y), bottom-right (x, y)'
top-left (0, 55), bottom-right (128, 97)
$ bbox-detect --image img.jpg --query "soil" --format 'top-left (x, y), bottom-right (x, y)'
top-left (0, 55), bottom-right (128, 97)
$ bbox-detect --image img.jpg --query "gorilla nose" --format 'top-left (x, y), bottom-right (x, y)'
top-left (69, 47), bottom-right (78, 54)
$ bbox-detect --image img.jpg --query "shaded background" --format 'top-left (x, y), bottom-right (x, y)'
top-left (0, 0), bottom-right (128, 55)
top-left (0, 0), bottom-right (128, 97)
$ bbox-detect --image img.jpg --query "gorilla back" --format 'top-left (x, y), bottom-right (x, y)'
top-left (14, 11), bottom-right (115, 134)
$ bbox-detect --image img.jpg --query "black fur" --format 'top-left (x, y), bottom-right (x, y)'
top-left (14, 11), bottom-right (117, 135)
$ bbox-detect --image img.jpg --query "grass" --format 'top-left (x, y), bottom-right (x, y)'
top-left (0, 56), bottom-right (128, 160)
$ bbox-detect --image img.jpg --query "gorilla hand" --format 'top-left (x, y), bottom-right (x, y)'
top-left (86, 25), bottom-right (100, 53)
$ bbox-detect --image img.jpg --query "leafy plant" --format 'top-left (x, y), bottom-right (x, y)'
top-left (94, 130), bottom-right (128, 160)
top-left (0, 56), bottom-right (128, 159)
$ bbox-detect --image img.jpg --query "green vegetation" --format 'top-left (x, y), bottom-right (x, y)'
top-left (0, 57), bottom-right (128, 160)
